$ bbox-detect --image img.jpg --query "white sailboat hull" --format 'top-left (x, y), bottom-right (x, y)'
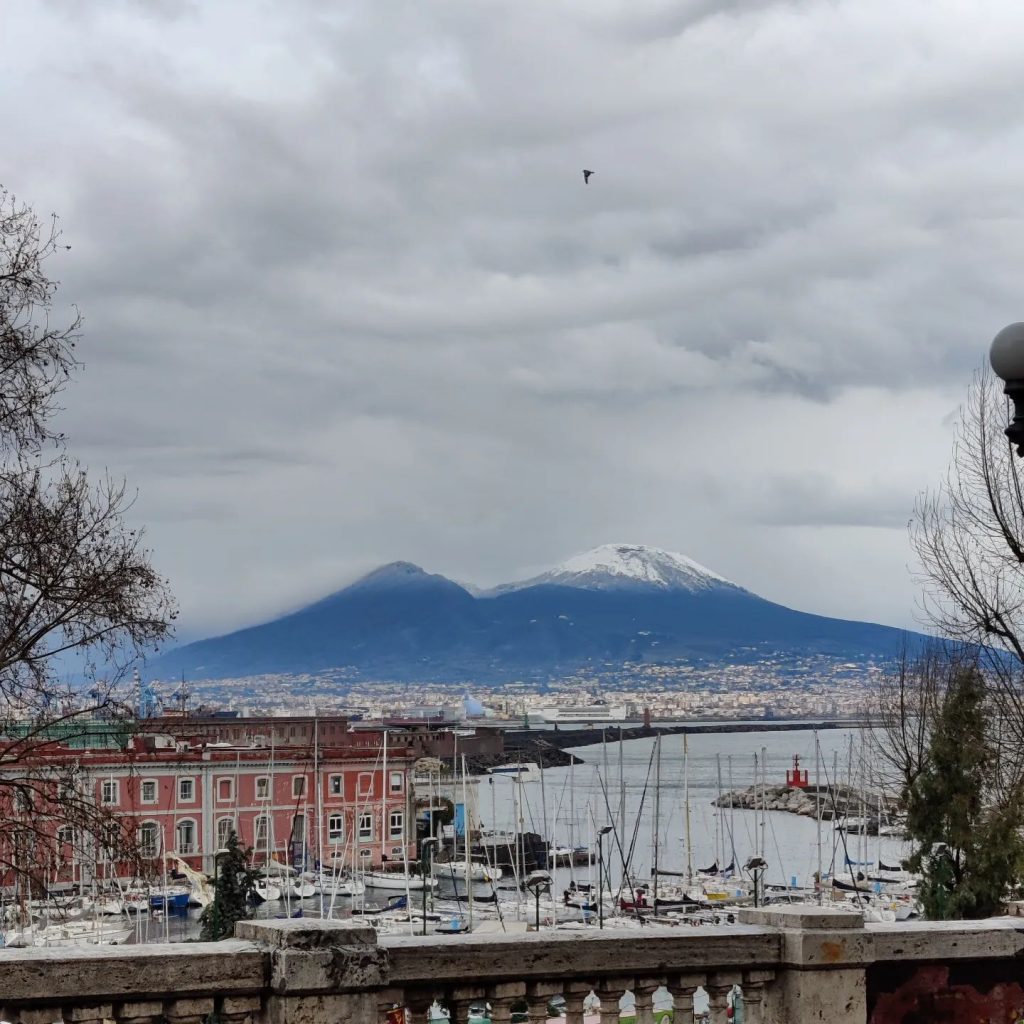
top-left (252, 882), bottom-right (282, 903)
top-left (363, 871), bottom-right (438, 892)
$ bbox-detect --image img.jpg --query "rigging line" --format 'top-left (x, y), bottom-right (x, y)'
top-left (819, 746), bottom-right (864, 908)
top-left (624, 744), bottom-right (656, 879)
top-left (602, 739), bottom-right (655, 884)
top-left (518, 777), bottom-right (541, 838)
top-left (618, 753), bottom-right (651, 888)
top-left (764, 800), bottom-right (789, 889)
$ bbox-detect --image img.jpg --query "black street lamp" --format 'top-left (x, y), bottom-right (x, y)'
top-left (744, 856), bottom-right (767, 908)
top-left (990, 323), bottom-right (1024, 455)
top-left (597, 825), bottom-right (614, 930)
top-left (420, 838), bottom-right (438, 936)
top-left (525, 872), bottom-right (551, 931)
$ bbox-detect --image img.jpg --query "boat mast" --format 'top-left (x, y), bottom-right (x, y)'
top-left (815, 731), bottom-right (823, 906)
top-left (618, 731), bottom-right (625, 890)
top-left (728, 754), bottom-right (736, 870)
top-left (539, 752), bottom-right (549, 871)
top-left (569, 751), bottom-right (576, 866)
top-left (652, 733), bottom-right (661, 908)
top-left (760, 746), bottom-right (767, 869)
top-left (684, 734), bottom-right (692, 881)
top-left (314, 715), bottom-right (324, 912)
top-left (461, 754), bottom-right (473, 931)
top-left (382, 727), bottom-right (388, 871)
top-left (716, 753), bottom-right (724, 868)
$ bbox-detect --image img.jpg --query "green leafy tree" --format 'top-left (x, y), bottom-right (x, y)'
top-left (903, 667), bottom-right (1024, 919)
top-left (199, 830), bottom-right (257, 940)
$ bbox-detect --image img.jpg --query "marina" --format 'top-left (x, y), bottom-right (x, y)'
top-left (0, 725), bottom-right (914, 948)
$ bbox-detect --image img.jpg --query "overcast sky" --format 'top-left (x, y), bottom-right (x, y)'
top-left (5, 0), bottom-right (1023, 638)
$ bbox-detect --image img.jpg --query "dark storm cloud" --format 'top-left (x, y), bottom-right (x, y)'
top-left (2, 0), bottom-right (1019, 636)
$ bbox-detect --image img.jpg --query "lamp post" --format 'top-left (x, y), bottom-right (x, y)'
top-left (597, 825), bottom-right (614, 930)
top-left (420, 837), bottom-right (438, 936)
top-left (990, 323), bottom-right (1024, 455)
top-left (744, 856), bottom-right (767, 908)
top-left (525, 872), bottom-right (551, 931)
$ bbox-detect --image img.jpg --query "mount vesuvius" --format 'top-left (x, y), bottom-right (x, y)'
top-left (150, 544), bottom-right (917, 683)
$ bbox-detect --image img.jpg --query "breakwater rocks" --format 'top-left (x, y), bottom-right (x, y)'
top-left (714, 784), bottom-right (898, 823)
top-left (464, 741), bottom-right (582, 776)
top-left (509, 720), bottom-right (869, 754)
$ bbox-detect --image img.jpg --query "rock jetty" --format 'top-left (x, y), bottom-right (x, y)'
top-left (715, 784), bottom-right (899, 825)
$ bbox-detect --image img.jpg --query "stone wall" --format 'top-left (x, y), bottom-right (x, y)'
top-left (1, 910), bottom-right (1024, 1024)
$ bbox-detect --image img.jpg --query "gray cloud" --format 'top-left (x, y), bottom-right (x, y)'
top-left (2, 0), bottom-right (1016, 638)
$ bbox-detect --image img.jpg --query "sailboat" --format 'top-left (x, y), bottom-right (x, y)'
top-left (363, 869), bottom-right (437, 892)
top-left (437, 860), bottom-right (502, 883)
top-left (251, 878), bottom-right (282, 903)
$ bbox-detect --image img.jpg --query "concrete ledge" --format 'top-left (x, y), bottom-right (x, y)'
top-left (235, 920), bottom-right (378, 949)
top-left (380, 926), bottom-right (782, 983)
top-left (740, 907), bottom-right (863, 931)
top-left (866, 918), bottom-right (1024, 965)
top-left (739, 914), bottom-right (1024, 970)
top-left (0, 941), bottom-right (267, 1004)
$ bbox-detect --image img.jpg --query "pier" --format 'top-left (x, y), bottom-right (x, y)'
top-left (506, 719), bottom-right (870, 756)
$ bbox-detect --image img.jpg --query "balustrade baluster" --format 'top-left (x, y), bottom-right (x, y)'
top-left (5, 1009), bottom-right (61, 1024)
top-left (596, 977), bottom-right (632, 1024)
top-left (631, 978), bottom-right (664, 1024)
top-left (562, 983), bottom-right (594, 1024)
top-left (446, 987), bottom-right (487, 1024)
top-left (526, 981), bottom-right (564, 1024)
top-left (65, 1004), bottom-right (116, 1024)
top-left (486, 982), bottom-right (527, 1024)
top-left (706, 973), bottom-right (743, 1024)
top-left (738, 969), bottom-right (775, 1024)
top-left (668, 973), bottom-right (706, 1021)
top-left (218, 994), bottom-right (262, 1024)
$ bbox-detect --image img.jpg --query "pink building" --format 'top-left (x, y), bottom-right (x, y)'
top-left (0, 731), bottom-right (418, 882)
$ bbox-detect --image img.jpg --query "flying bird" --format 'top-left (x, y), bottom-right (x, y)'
top-left (583, 169), bottom-right (594, 184)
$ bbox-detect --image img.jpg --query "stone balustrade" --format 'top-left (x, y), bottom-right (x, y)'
top-left (1, 908), bottom-right (1024, 1024)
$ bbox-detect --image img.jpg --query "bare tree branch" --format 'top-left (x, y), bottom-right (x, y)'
top-left (0, 187), bottom-right (176, 895)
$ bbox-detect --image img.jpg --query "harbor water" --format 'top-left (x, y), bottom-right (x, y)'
top-left (126, 725), bottom-right (908, 944)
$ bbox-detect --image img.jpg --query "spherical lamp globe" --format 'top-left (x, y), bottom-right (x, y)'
top-left (990, 323), bottom-right (1024, 382)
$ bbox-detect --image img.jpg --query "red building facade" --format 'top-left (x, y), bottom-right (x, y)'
top-left (0, 730), bottom-right (418, 882)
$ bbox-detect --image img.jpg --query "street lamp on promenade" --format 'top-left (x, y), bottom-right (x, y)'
top-left (525, 872), bottom-right (551, 931)
top-left (990, 323), bottom-right (1024, 454)
top-left (420, 838), bottom-right (438, 936)
top-left (597, 825), bottom-right (614, 930)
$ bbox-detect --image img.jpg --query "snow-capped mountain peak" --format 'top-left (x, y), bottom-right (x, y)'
top-left (495, 543), bottom-right (738, 594)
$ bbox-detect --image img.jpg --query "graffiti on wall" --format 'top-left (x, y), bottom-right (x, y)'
top-left (869, 961), bottom-right (1024, 1023)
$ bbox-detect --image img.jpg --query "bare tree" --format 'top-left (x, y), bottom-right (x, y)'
top-left (0, 186), bottom-right (176, 893)
top-left (912, 366), bottom-right (1024, 753)
top-left (871, 642), bottom-right (948, 794)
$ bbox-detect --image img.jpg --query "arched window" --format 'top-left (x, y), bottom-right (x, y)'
top-left (175, 819), bottom-right (197, 855)
top-left (216, 817), bottom-right (234, 850)
top-left (138, 821), bottom-right (160, 859)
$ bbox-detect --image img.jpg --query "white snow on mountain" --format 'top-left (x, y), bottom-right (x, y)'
top-left (491, 543), bottom-right (739, 594)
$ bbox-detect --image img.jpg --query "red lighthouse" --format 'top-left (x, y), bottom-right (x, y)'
top-left (786, 753), bottom-right (809, 788)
